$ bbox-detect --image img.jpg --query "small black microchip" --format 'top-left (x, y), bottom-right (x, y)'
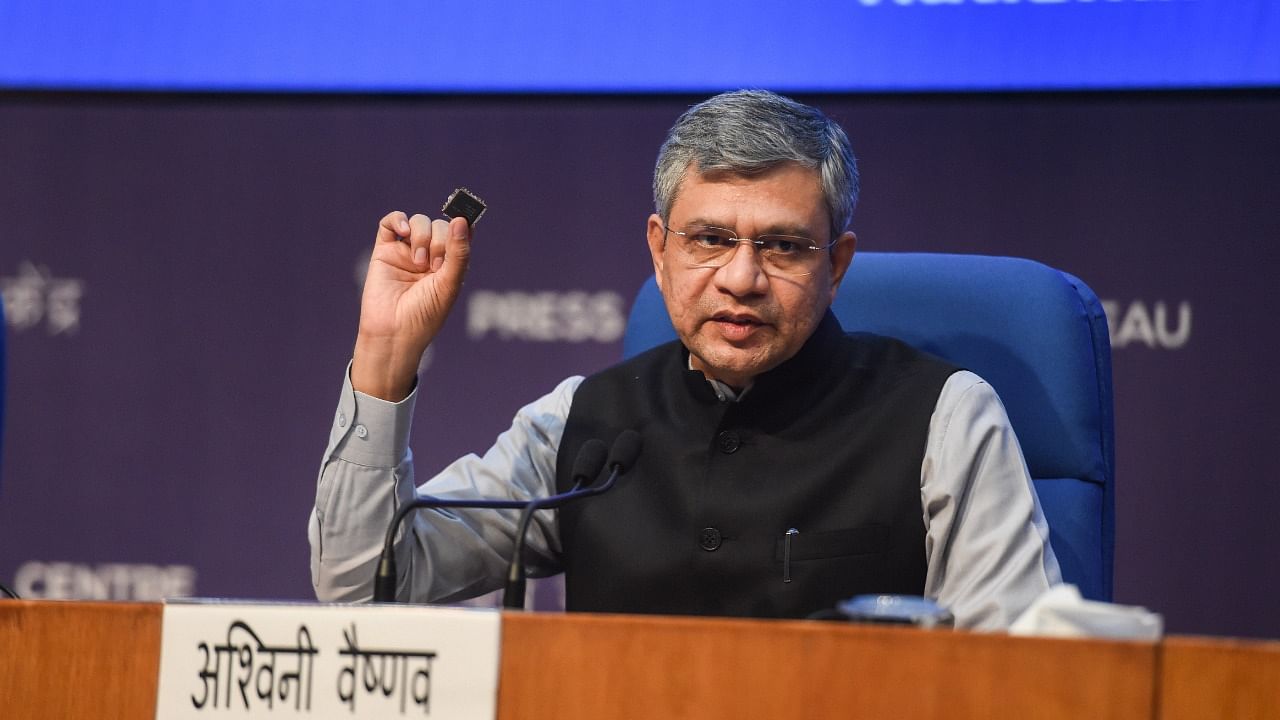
top-left (441, 187), bottom-right (487, 226)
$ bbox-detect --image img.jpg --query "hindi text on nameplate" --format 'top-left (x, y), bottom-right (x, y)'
top-left (155, 601), bottom-right (500, 719)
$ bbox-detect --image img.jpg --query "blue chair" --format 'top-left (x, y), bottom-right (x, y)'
top-left (623, 253), bottom-right (1115, 601)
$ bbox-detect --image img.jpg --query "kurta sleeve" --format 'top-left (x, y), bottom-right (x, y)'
top-left (309, 364), bottom-right (582, 603)
top-left (920, 371), bottom-right (1062, 630)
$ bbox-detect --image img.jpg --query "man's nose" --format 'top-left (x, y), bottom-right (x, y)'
top-left (713, 241), bottom-right (769, 296)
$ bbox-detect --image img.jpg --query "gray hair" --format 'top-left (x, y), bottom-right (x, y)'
top-left (653, 90), bottom-right (860, 238)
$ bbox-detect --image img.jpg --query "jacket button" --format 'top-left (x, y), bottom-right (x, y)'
top-left (699, 527), bottom-right (722, 551)
top-left (717, 431), bottom-right (740, 454)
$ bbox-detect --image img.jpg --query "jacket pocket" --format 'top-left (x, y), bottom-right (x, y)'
top-left (773, 524), bottom-right (890, 562)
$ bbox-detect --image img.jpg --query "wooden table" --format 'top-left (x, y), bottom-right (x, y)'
top-left (1, 600), bottom-right (1276, 719)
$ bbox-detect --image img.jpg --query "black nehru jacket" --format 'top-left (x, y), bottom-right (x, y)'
top-left (555, 312), bottom-right (960, 619)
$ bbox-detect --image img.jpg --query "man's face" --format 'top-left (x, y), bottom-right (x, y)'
top-left (646, 163), bottom-right (856, 388)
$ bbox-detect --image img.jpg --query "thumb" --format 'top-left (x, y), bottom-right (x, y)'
top-left (438, 216), bottom-right (473, 285)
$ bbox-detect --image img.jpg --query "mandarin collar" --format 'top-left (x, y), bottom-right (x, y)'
top-left (677, 310), bottom-right (845, 406)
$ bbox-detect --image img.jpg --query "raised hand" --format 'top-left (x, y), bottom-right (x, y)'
top-left (350, 211), bottom-right (472, 401)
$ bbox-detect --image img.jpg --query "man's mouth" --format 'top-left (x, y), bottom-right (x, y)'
top-left (709, 312), bottom-right (767, 340)
top-left (717, 314), bottom-right (759, 324)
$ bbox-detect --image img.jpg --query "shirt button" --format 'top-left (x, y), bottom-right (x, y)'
top-left (337, 412), bottom-right (347, 427)
top-left (699, 527), bottom-right (722, 551)
top-left (717, 431), bottom-right (740, 454)
top-left (355, 424), bottom-right (368, 439)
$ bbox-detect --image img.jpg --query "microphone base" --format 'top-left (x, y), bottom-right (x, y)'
top-left (501, 576), bottom-right (527, 610)
top-left (373, 556), bottom-right (399, 603)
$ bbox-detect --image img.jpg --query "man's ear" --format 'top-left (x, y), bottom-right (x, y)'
top-left (646, 214), bottom-right (667, 291)
top-left (827, 231), bottom-right (857, 301)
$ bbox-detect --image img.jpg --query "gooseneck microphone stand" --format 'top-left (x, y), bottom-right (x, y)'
top-left (372, 432), bottom-right (640, 604)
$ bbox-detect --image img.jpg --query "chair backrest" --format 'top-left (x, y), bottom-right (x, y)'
top-left (623, 252), bottom-right (1115, 601)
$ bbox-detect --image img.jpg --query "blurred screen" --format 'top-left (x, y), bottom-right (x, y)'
top-left (1, 1), bottom-right (1276, 92)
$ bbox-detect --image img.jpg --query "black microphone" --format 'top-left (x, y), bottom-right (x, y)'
top-left (501, 430), bottom-right (642, 609)
top-left (565, 439), bottom-right (610, 494)
top-left (604, 429), bottom-right (643, 475)
top-left (370, 432), bottom-right (641, 603)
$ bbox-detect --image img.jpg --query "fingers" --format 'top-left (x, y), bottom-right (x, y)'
top-left (407, 214), bottom-right (471, 273)
top-left (376, 211), bottom-right (471, 276)
top-left (376, 211), bottom-right (411, 245)
top-left (402, 213), bottom-right (431, 268)
top-left (428, 218), bottom-right (450, 272)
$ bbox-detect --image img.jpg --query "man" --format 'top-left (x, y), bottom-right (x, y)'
top-left (310, 90), bottom-right (1060, 629)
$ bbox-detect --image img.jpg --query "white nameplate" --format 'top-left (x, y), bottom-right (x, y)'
top-left (155, 600), bottom-right (501, 719)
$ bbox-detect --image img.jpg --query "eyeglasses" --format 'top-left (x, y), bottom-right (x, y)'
top-left (663, 225), bottom-right (836, 276)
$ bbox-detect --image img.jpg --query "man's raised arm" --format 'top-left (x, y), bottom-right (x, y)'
top-left (351, 211), bottom-right (472, 401)
top-left (309, 211), bottom-right (473, 602)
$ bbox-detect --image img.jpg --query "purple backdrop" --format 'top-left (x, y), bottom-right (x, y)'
top-left (2, 92), bottom-right (1277, 638)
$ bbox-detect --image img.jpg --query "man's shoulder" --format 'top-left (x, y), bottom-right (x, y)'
top-left (839, 331), bottom-right (960, 375)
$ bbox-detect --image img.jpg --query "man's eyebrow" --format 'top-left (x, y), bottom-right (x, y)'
top-left (760, 224), bottom-right (816, 238)
top-left (681, 217), bottom-right (731, 229)
top-left (680, 218), bottom-right (816, 237)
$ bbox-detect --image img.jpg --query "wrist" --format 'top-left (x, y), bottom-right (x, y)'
top-left (351, 334), bottom-right (425, 402)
